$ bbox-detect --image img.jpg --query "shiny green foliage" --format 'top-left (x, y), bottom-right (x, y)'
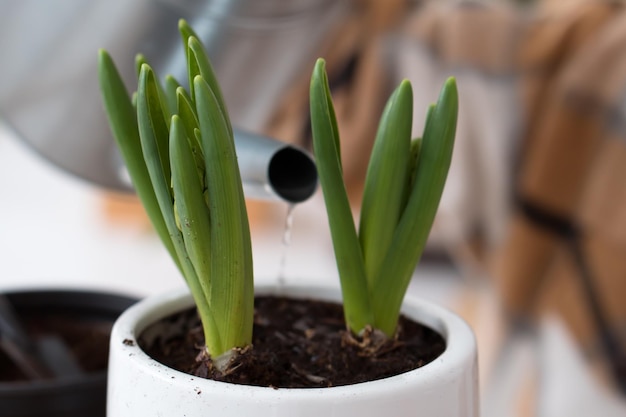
top-left (310, 59), bottom-right (458, 337)
top-left (98, 20), bottom-right (252, 359)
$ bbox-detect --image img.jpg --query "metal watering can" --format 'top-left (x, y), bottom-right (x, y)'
top-left (0, 0), bottom-right (349, 203)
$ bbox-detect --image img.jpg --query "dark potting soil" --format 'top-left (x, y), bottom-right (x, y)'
top-left (0, 314), bottom-right (112, 382)
top-left (139, 296), bottom-right (446, 388)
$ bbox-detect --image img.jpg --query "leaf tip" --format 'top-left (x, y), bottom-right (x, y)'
top-left (312, 58), bottom-right (328, 83)
top-left (138, 62), bottom-right (152, 79)
top-left (400, 78), bottom-right (412, 89)
top-left (396, 78), bottom-right (413, 103)
top-left (192, 74), bottom-right (204, 87)
top-left (442, 77), bottom-right (459, 103)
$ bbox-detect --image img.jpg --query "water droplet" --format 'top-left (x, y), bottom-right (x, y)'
top-left (277, 204), bottom-right (296, 288)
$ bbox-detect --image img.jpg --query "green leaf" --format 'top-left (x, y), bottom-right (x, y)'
top-left (137, 64), bottom-right (172, 190)
top-left (194, 75), bottom-right (253, 356)
top-left (135, 54), bottom-right (171, 126)
top-left (178, 18), bottom-right (200, 60)
top-left (372, 77), bottom-right (458, 335)
top-left (134, 54), bottom-right (147, 79)
top-left (170, 115), bottom-right (220, 353)
top-left (404, 137), bottom-right (423, 208)
top-left (170, 115), bottom-right (212, 291)
top-left (134, 60), bottom-right (219, 351)
top-left (97, 49), bottom-right (179, 270)
top-left (175, 88), bottom-right (205, 188)
top-left (164, 75), bottom-right (182, 116)
top-left (186, 37), bottom-right (233, 139)
top-left (175, 87), bottom-right (200, 147)
top-left (310, 58), bottom-right (372, 334)
top-left (359, 80), bottom-right (413, 289)
top-left (179, 19), bottom-right (231, 137)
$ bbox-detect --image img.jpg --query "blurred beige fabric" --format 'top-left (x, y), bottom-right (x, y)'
top-left (265, 0), bottom-right (626, 391)
top-left (493, 0), bottom-right (626, 354)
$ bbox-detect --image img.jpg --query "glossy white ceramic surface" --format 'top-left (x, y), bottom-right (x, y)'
top-left (107, 285), bottom-right (479, 416)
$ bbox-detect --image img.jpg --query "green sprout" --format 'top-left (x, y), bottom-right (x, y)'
top-left (98, 20), bottom-right (253, 365)
top-left (310, 58), bottom-right (458, 338)
top-left (98, 15), bottom-right (455, 370)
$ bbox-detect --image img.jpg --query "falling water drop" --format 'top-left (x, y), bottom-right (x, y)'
top-left (277, 203), bottom-right (296, 288)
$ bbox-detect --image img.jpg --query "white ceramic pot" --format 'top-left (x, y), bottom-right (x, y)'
top-left (107, 285), bottom-right (479, 416)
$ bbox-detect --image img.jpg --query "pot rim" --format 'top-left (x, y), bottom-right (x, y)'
top-left (111, 283), bottom-right (477, 398)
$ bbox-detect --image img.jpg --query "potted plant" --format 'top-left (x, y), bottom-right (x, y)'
top-left (100, 19), bottom-right (478, 416)
top-left (0, 289), bottom-right (137, 417)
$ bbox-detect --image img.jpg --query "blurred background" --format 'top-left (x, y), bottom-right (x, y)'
top-left (0, 0), bottom-right (625, 415)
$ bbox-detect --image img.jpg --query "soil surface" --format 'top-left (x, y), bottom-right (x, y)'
top-left (140, 296), bottom-right (446, 388)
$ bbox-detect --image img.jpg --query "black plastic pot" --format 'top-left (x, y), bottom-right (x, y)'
top-left (0, 289), bottom-right (138, 417)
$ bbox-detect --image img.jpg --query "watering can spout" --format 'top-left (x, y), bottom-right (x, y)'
top-left (235, 130), bottom-right (317, 204)
top-left (114, 129), bottom-right (317, 203)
